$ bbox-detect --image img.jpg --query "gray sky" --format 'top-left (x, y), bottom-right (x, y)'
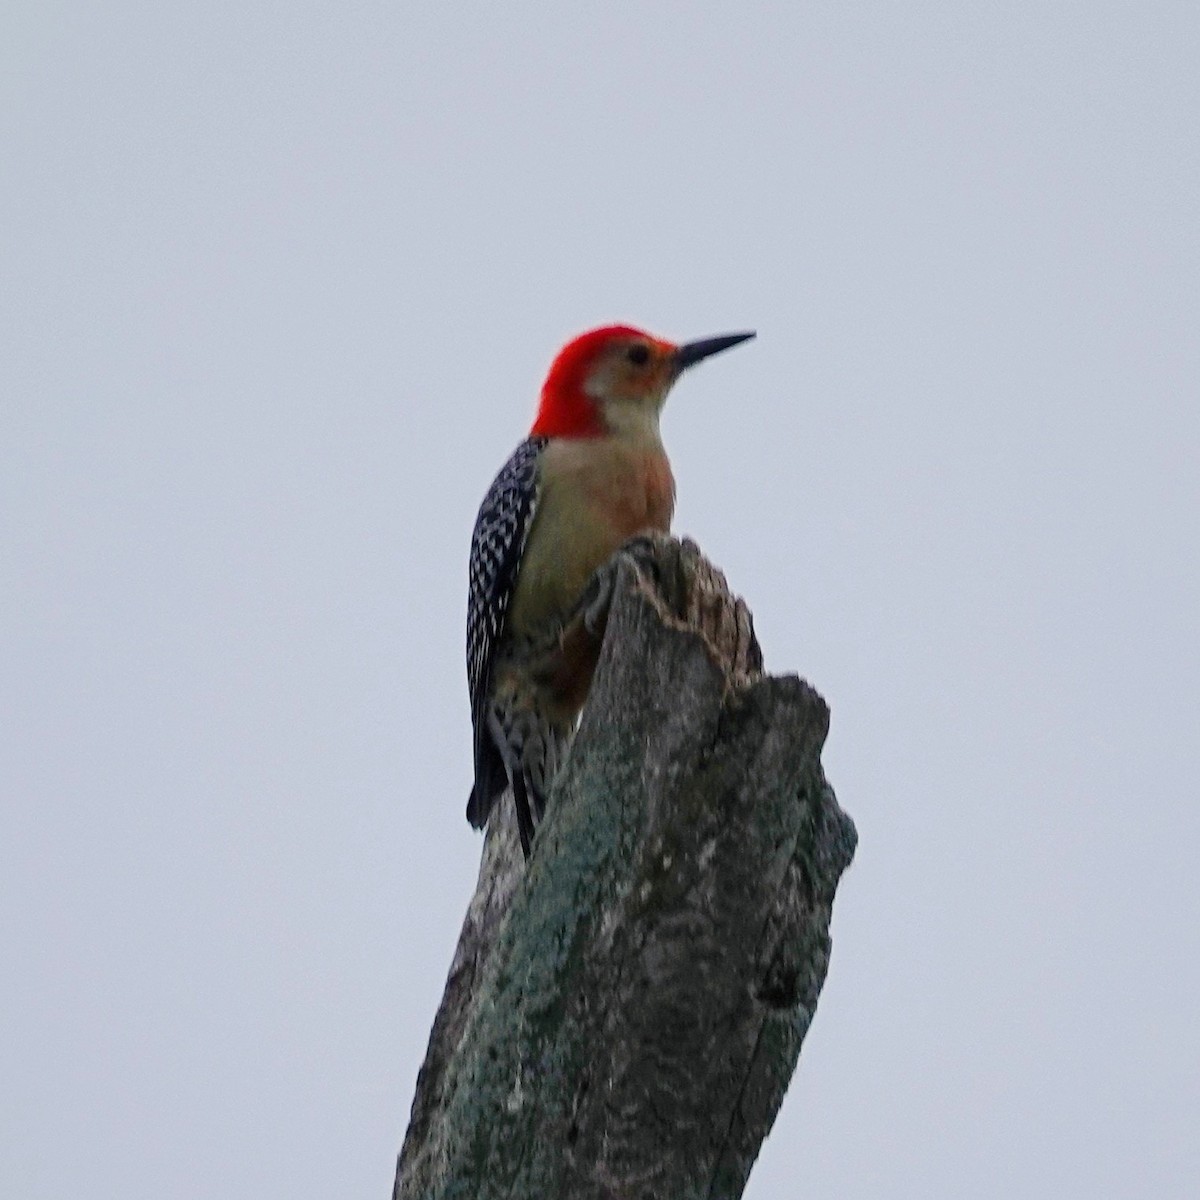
top-left (3, 4), bottom-right (1197, 1197)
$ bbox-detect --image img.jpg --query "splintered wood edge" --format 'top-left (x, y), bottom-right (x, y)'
top-left (627, 535), bottom-right (765, 687)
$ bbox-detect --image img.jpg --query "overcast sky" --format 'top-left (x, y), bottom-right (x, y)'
top-left (3, 4), bottom-right (1198, 1198)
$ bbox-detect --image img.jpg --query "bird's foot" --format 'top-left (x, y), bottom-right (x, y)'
top-left (582, 534), bottom-right (664, 636)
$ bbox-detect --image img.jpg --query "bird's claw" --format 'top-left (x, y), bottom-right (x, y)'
top-left (581, 535), bottom-right (663, 636)
top-left (582, 566), bottom-right (618, 637)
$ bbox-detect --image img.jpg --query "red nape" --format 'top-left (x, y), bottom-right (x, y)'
top-left (530, 324), bottom-right (653, 438)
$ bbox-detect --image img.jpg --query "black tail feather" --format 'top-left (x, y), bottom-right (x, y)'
top-left (466, 736), bottom-right (507, 829)
top-left (467, 726), bottom-right (549, 861)
top-left (512, 773), bottom-right (535, 860)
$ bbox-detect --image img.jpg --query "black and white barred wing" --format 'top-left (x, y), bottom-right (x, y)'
top-left (465, 436), bottom-right (546, 823)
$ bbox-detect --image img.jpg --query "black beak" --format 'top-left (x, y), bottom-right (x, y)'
top-left (673, 330), bottom-right (756, 372)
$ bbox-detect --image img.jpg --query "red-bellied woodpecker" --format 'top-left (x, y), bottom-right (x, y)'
top-left (466, 324), bottom-right (755, 857)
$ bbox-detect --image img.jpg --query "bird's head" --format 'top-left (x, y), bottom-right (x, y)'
top-left (530, 324), bottom-right (755, 439)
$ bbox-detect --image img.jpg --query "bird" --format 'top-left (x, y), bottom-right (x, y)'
top-left (466, 324), bottom-right (755, 858)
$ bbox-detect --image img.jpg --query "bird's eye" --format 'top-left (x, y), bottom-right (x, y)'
top-left (627, 345), bottom-right (650, 366)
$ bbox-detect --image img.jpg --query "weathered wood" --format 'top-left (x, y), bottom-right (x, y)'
top-left (394, 536), bottom-right (856, 1200)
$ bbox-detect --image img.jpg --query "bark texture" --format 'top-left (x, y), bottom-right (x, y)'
top-left (394, 536), bottom-right (856, 1200)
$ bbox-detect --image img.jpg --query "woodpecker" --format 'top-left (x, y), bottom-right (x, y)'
top-left (466, 324), bottom-right (755, 857)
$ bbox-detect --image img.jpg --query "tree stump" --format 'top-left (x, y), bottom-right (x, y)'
top-left (394, 535), bottom-right (857, 1200)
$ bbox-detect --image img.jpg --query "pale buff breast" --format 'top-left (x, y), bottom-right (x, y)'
top-left (508, 437), bottom-right (676, 637)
